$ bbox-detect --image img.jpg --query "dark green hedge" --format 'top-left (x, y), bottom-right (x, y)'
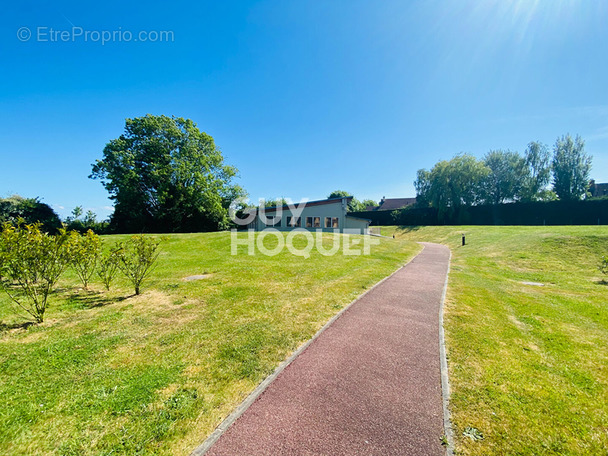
top-left (351, 199), bottom-right (608, 226)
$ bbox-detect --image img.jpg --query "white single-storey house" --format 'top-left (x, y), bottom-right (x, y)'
top-left (245, 197), bottom-right (370, 234)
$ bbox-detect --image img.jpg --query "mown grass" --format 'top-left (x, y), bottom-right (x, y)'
top-left (383, 225), bottom-right (608, 455)
top-left (0, 231), bottom-right (419, 455)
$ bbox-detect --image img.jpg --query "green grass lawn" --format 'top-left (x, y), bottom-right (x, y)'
top-left (0, 231), bottom-right (419, 455)
top-left (383, 225), bottom-right (608, 455)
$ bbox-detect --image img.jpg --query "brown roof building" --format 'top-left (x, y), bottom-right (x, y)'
top-left (367, 197), bottom-right (416, 211)
top-left (589, 180), bottom-right (608, 198)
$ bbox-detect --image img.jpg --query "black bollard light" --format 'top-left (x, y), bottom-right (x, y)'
top-left (462, 234), bottom-right (466, 246)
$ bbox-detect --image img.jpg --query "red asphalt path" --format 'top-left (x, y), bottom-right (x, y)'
top-left (201, 242), bottom-right (451, 456)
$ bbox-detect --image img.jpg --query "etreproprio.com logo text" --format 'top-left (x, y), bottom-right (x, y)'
top-left (17, 26), bottom-right (174, 45)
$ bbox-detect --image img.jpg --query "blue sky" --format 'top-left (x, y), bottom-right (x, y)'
top-left (1, 0), bottom-right (607, 220)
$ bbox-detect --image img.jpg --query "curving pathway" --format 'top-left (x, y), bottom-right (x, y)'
top-left (194, 242), bottom-right (452, 456)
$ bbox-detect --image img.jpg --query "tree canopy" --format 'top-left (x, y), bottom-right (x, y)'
top-left (482, 150), bottom-right (526, 205)
top-left (552, 134), bottom-right (592, 201)
top-left (414, 154), bottom-right (488, 215)
top-left (0, 195), bottom-right (61, 233)
top-left (521, 141), bottom-right (552, 202)
top-left (261, 198), bottom-right (289, 208)
top-left (361, 199), bottom-right (379, 209)
top-left (90, 115), bottom-right (245, 233)
top-left (327, 190), bottom-right (366, 211)
top-left (64, 206), bottom-right (108, 234)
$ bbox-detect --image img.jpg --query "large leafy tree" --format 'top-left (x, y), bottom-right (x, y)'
top-left (90, 115), bottom-right (245, 232)
top-left (444, 154), bottom-right (489, 207)
top-left (416, 154), bottom-right (489, 215)
top-left (551, 134), bottom-right (592, 201)
top-left (482, 150), bottom-right (527, 204)
top-left (521, 141), bottom-right (552, 201)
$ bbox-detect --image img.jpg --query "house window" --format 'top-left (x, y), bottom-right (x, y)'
top-left (313, 217), bottom-right (321, 228)
top-left (287, 216), bottom-right (301, 227)
top-left (265, 215), bottom-right (280, 227)
top-left (306, 217), bottom-right (313, 228)
top-left (332, 217), bottom-right (339, 228)
top-left (324, 217), bottom-right (332, 228)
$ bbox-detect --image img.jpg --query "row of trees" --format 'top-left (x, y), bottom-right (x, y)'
top-left (415, 134), bottom-right (593, 213)
top-left (0, 222), bottom-right (161, 323)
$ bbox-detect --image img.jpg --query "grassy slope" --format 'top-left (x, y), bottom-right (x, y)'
top-left (384, 226), bottom-right (608, 455)
top-left (0, 232), bottom-right (419, 455)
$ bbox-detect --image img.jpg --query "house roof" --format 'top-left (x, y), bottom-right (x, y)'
top-left (376, 197), bottom-right (416, 211)
top-left (590, 182), bottom-right (608, 197)
top-left (255, 196), bottom-right (352, 213)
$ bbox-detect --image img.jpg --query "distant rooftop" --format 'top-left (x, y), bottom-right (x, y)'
top-left (590, 181), bottom-right (608, 198)
top-left (372, 197), bottom-right (416, 211)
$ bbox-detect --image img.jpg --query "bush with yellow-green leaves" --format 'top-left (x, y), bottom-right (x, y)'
top-left (0, 221), bottom-right (161, 323)
top-left (0, 221), bottom-right (71, 322)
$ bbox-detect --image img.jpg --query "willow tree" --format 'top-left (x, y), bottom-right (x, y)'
top-left (415, 154), bottom-right (489, 216)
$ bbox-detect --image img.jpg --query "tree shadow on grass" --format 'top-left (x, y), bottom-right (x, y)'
top-left (63, 290), bottom-right (130, 310)
top-left (595, 279), bottom-right (608, 286)
top-left (397, 225), bottom-right (422, 233)
top-left (0, 321), bottom-right (35, 332)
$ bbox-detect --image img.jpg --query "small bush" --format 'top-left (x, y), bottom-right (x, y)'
top-left (116, 235), bottom-right (161, 295)
top-left (0, 221), bottom-right (70, 322)
top-left (67, 230), bottom-right (101, 289)
top-left (97, 247), bottom-right (121, 291)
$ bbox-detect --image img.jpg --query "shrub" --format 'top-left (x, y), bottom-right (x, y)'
top-left (97, 247), bottom-right (121, 291)
top-left (116, 235), bottom-right (161, 295)
top-left (0, 221), bottom-right (70, 323)
top-left (600, 257), bottom-right (608, 276)
top-left (67, 230), bottom-right (101, 289)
